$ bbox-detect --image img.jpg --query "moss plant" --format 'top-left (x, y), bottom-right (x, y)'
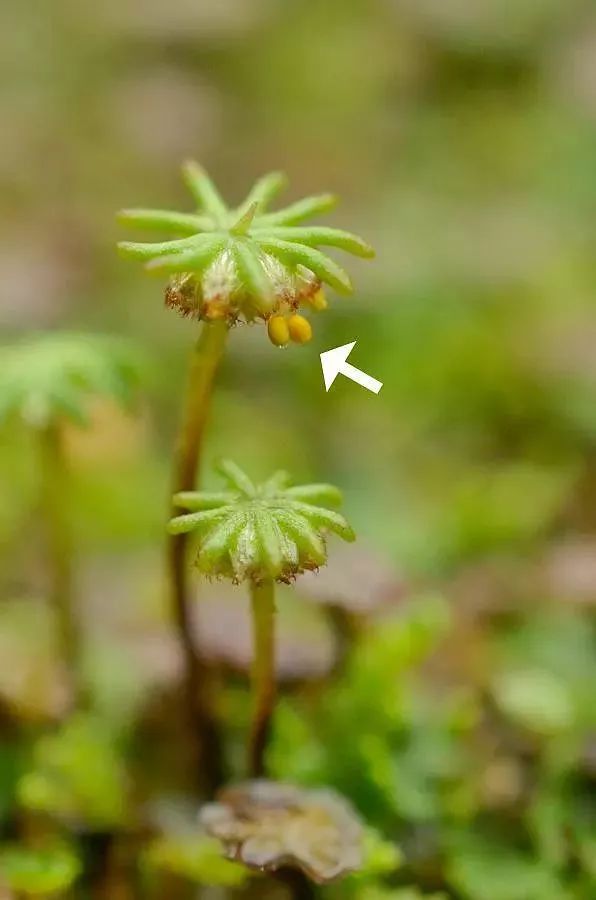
top-left (168, 459), bottom-right (355, 779)
top-left (0, 333), bottom-right (142, 709)
top-left (118, 163), bottom-right (373, 793)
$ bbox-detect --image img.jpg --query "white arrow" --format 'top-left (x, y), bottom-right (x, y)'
top-left (320, 341), bottom-right (383, 393)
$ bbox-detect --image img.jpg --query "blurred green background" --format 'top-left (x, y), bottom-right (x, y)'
top-left (2, 0), bottom-right (596, 897)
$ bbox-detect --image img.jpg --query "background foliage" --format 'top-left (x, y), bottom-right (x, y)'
top-left (2, 0), bottom-right (596, 896)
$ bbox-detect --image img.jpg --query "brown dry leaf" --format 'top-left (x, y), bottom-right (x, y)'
top-left (200, 780), bottom-right (363, 884)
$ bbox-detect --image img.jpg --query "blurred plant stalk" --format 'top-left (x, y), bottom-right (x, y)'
top-left (39, 420), bottom-right (85, 710)
top-left (167, 319), bottom-right (229, 794)
top-left (249, 579), bottom-right (276, 777)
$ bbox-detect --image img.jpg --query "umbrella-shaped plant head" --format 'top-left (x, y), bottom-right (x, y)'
top-left (0, 332), bottom-right (143, 429)
top-left (118, 162), bottom-right (374, 345)
top-left (168, 460), bottom-right (355, 779)
top-left (168, 460), bottom-right (355, 583)
top-left (0, 332), bottom-right (144, 707)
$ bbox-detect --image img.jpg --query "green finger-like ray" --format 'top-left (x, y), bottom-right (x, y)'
top-left (230, 513), bottom-right (259, 581)
top-left (273, 508), bottom-right (328, 567)
top-left (287, 501), bottom-right (356, 541)
top-left (145, 237), bottom-right (227, 273)
top-left (117, 235), bottom-right (202, 260)
top-left (217, 459), bottom-right (256, 497)
top-left (197, 511), bottom-right (247, 575)
top-left (117, 209), bottom-right (213, 235)
top-left (167, 506), bottom-right (232, 536)
top-left (253, 226), bottom-right (374, 258)
top-left (254, 510), bottom-right (285, 578)
top-left (182, 160), bottom-right (228, 222)
top-left (232, 241), bottom-right (274, 311)
top-left (255, 194), bottom-right (338, 227)
top-left (262, 470), bottom-right (292, 495)
top-left (235, 171), bottom-right (288, 220)
top-left (255, 238), bottom-right (353, 294)
top-left (229, 203), bottom-right (259, 236)
top-left (284, 484), bottom-right (343, 507)
top-left (173, 491), bottom-right (237, 511)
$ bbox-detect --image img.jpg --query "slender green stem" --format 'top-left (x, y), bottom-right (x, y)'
top-left (167, 319), bottom-right (229, 794)
top-left (249, 578), bottom-right (276, 778)
top-left (39, 420), bottom-right (84, 708)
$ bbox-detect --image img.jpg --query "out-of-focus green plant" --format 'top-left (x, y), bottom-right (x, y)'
top-left (0, 843), bottom-right (81, 896)
top-left (0, 333), bottom-right (142, 429)
top-left (0, 333), bottom-right (143, 707)
top-left (18, 714), bottom-right (128, 831)
top-left (269, 597), bottom-right (596, 898)
top-left (271, 595), bottom-right (457, 813)
top-left (144, 834), bottom-right (250, 888)
top-left (446, 832), bottom-right (568, 900)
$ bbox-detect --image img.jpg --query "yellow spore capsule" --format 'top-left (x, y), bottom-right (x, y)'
top-left (310, 288), bottom-right (328, 311)
top-left (288, 314), bottom-right (313, 344)
top-left (267, 315), bottom-right (290, 347)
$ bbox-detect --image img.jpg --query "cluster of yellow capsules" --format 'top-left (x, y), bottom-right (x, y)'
top-left (266, 288), bottom-right (327, 347)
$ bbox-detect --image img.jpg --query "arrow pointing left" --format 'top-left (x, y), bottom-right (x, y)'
top-left (320, 341), bottom-right (383, 394)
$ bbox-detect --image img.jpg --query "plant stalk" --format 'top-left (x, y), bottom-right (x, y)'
top-left (249, 578), bottom-right (276, 777)
top-left (167, 319), bottom-right (228, 794)
top-left (277, 869), bottom-right (317, 899)
top-left (39, 420), bottom-right (84, 709)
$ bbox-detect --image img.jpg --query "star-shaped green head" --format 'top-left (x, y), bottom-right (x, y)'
top-left (0, 333), bottom-right (143, 429)
top-left (167, 460), bottom-right (355, 584)
top-left (117, 162), bottom-right (374, 345)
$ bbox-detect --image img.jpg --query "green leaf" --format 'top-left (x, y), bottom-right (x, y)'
top-left (144, 835), bottom-right (250, 887)
top-left (448, 835), bottom-right (565, 900)
top-left (18, 715), bottom-right (127, 829)
top-left (0, 844), bottom-right (81, 896)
